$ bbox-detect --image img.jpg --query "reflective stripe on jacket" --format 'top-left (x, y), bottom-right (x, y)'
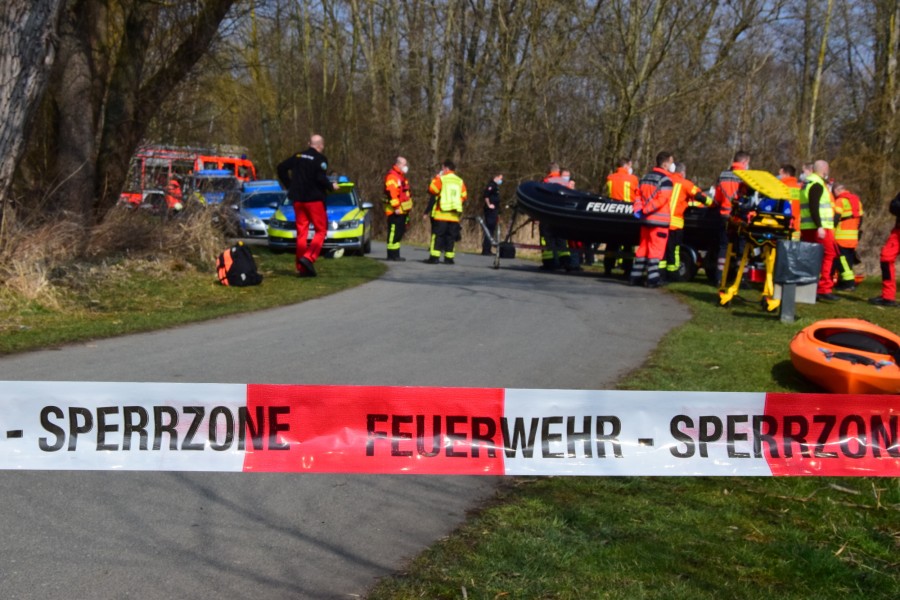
top-left (384, 167), bottom-right (412, 215)
top-left (834, 191), bottom-right (863, 247)
top-left (634, 168), bottom-right (673, 228)
top-left (668, 173), bottom-right (702, 230)
top-left (606, 167), bottom-right (639, 202)
top-left (714, 163), bottom-right (745, 217)
top-left (428, 171), bottom-right (467, 221)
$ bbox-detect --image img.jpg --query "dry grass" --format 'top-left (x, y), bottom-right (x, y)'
top-left (0, 216), bottom-right (83, 308)
top-left (0, 205), bottom-right (228, 309)
top-left (87, 205), bottom-right (227, 267)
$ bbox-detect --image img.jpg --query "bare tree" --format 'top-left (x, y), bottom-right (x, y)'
top-left (0, 0), bottom-right (66, 212)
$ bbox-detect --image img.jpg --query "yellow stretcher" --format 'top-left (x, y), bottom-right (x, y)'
top-left (717, 170), bottom-right (795, 312)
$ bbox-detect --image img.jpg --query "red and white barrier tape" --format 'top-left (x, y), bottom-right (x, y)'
top-left (1, 382), bottom-right (897, 476)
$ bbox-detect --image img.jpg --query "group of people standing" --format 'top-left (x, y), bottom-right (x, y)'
top-left (383, 156), bottom-right (505, 263)
top-left (609, 149), bottom-right (897, 306)
top-left (276, 135), bottom-right (898, 304)
top-left (604, 153), bottom-right (708, 288)
top-left (278, 136), bottom-right (504, 273)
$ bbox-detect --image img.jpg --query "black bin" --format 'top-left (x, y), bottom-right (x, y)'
top-left (773, 240), bottom-right (823, 285)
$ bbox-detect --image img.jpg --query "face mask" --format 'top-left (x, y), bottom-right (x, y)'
top-left (401, 165), bottom-right (409, 174)
top-left (627, 167), bottom-right (633, 175)
top-left (667, 163), bottom-right (676, 173)
top-left (495, 178), bottom-right (503, 185)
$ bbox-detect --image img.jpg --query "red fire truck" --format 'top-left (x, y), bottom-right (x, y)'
top-left (119, 144), bottom-right (257, 206)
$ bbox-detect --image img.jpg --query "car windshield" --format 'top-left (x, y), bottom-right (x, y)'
top-left (196, 177), bottom-right (238, 192)
top-left (326, 192), bottom-right (356, 208)
top-left (243, 192), bottom-right (284, 209)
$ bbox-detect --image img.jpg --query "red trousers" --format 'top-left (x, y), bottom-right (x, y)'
top-left (879, 226), bottom-right (900, 301)
top-left (636, 226), bottom-right (668, 260)
top-left (800, 228), bottom-right (838, 294)
top-left (294, 201), bottom-right (327, 272)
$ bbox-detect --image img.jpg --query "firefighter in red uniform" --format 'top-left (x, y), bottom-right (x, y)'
top-left (277, 134), bottom-right (339, 277)
top-left (384, 156), bottom-right (413, 261)
top-left (606, 158), bottom-right (639, 202)
top-left (604, 158), bottom-right (639, 276)
top-left (663, 163), bottom-right (707, 281)
top-left (869, 192), bottom-right (900, 307)
top-left (713, 151), bottom-right (751, 285)
top-left (424, 160), bottom-right (467, 264)
top-left (832, 183), bottom-right (864, 290)
top-left (630, 151), bottom-right (675, 288)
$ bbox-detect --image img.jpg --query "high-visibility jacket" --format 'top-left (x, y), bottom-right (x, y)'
top-left (668, 172), bottom-right (703, 230)
top-left (606, 167), bottom-right (639, 202)
top-left (384, 166), bottom-right (412, 216)
top-left (634, 168), bottom-right (673, 228)
top-left (799, 173), bottom-right (834, 230)
top-left (834, 190), bottom-right (864, 248)
top-left (780, 175), bottom-right (803, 232)
top-left (543, 171), bottom-right (561, 183)
top-left (428, 171), bottom-right (467, 222)
top-left (714, 163), bottom-right (746, 217)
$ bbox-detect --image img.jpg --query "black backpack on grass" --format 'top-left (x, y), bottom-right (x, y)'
top-left (216, 242), bottom-right (263, 286)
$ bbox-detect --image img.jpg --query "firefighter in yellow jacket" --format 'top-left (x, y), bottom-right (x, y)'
top-left (424, 160), bottom-right (467, 264)
top-left (384, 156), bottom-right (413, 261)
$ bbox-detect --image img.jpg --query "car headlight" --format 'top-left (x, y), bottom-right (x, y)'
top-left (269, 220), bottom-right (294, 230)
top-left (335, 219), bottom-right (361, 230)
top-left (245, 216), bottom-right (265, 226)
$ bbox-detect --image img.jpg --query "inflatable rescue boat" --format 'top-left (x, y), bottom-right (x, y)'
top-left (515, 181), bottom-right (720, 245)
top-left (790, 318), bottom-right (900, 394)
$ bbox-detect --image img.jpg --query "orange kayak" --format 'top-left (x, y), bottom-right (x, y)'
top-left (790, 318), bottom-right (900, 394)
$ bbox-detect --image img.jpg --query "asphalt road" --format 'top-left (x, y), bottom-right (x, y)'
top-left (0, 242), bottom-right (689, 599)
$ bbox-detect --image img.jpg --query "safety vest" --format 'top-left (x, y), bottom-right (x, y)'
top-left (799, 174), bottom-right (834, 230)
top-left (635, 168), bottom-right (672, 228)
top-left (384, 167), bottom-right (412, 215)
top-left (834, 191), bottom-right (863, 248)
top-left (606, 168), bottom-right (638, 202)
top-left (429, 171), bottom-right (466, 221)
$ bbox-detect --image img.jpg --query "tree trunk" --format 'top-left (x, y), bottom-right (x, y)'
top-left (806, 0), bottom-right (835, 157)
top-left (51, 0), bottom-right (101, 230)
top-left (877, 0), bottom-right (900, 201)
top-left (0, 0), bottom-right (66, 211)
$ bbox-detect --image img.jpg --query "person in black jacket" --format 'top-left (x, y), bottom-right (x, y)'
top-left (277, 134), bottom-right (339, 277)
top-left (481, 173), bottom-right (502, 255)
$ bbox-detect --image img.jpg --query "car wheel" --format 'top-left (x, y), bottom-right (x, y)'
top-left (363, 236), bottom-right (371, 254)
top-left (678, 246), bottom-right (698, 282)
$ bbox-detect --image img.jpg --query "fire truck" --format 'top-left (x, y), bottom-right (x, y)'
top-left (119, 144), bottom-right (257, 206)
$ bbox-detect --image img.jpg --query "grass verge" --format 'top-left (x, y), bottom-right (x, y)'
top-left (367, 278), bottom-right (900, 600)
top-left (0, 247), bottom-right (385, 355)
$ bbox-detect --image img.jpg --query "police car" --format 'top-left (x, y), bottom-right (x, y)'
top-left (267, 177), bottom-right (373, 255)
top-left (190, 169), bottom-right (241, 206)
top-left (236, 180), bottom-right (285, 238)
